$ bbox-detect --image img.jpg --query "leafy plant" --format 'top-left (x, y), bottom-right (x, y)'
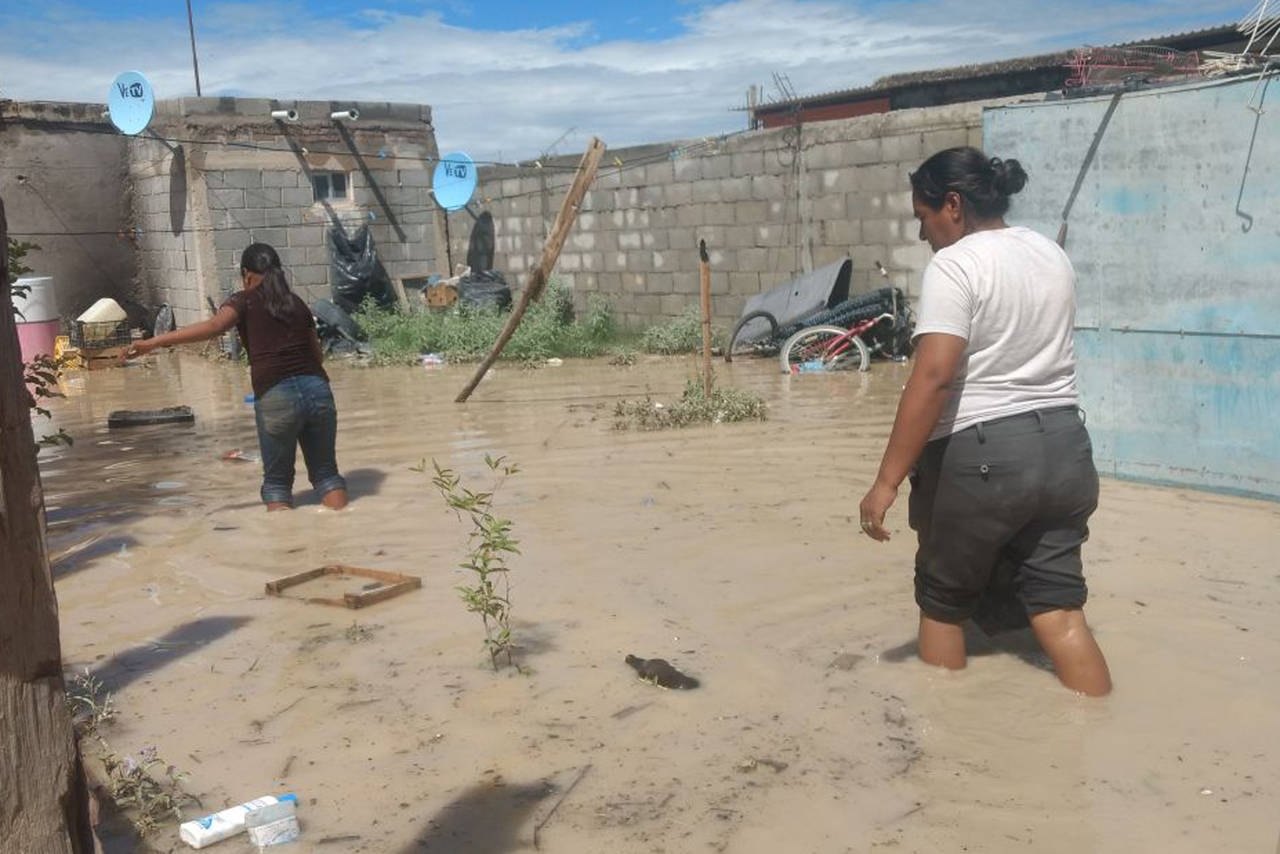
top-left (7, 236), bottom-right (39, 295)
top-left (100, 745), bottom-right (192, 836)
top-left (355, 283), bottom-right (617, 365)
top-left (639, 305), bottom-right (725, 355)
top-left (7, 239), bottom-right (72, 450)
top-left (66, 668), bottom-right (117, 734)
top-left (615, 375), bottom-right (767, 430)
top-left (424, 454), bottom-right (522, 670)
top-left (25, 353), bottom-right (73, 449)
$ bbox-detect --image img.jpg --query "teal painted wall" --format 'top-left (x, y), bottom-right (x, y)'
top-left (985, 76), bottom-right (1280, 499)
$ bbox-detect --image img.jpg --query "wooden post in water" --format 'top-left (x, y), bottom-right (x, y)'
top-left (698, 239), bottom-right (712, 399)
top-left (455, 137), bottom-right (606, 403)
top-left (0, 195), bottom-right (95, 852)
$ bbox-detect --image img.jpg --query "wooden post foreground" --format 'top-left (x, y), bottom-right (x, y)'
top-left (455, 137), bottom-right (607, 403)
top-left (0, 195), bottom-right (95, 852)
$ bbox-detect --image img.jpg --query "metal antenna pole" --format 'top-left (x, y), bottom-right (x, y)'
top-left (185, 0), bottom-right (203, 96)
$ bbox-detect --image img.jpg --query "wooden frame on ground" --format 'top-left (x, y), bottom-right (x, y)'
top-left (265, 564), bottom-right (422, 609)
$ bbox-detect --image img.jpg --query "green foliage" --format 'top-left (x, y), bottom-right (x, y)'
top-left (614, 375), bottom-right (767, 430)
top-left (7, 236), bottom-right (38, 290)
top-left (25, 354), bottom-right (73, 450)
top-left (354, 283), bottom-right (617, 365)
top-left (7, 239), bottom-right (72, 449)
top-left (66, 669), bottom-right (116, 734)
top-left (64, 671), bottom-right (190, 838)
top-left (423, 454), bottom-right (522, 670)
top-left (100, 745), bottom-right (192, 836)
top-left (639, 305), bottom-right (725, 355)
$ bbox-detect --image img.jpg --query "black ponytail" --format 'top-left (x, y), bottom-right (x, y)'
top-left (909, 146), bottom-right (1028, 219)
top-left (239, 242), bottom-right (296, 323)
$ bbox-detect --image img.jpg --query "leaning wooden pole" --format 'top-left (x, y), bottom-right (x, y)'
top-left (698, 239), bottom-right (712, 399)
top-left (0, 196), bottom-right (95, 852)
top-left (455, 138), bottom-right (607, 403)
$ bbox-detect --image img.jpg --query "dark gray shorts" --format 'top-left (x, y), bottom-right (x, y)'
top-left (908, 406), bottom-right (1099, 625)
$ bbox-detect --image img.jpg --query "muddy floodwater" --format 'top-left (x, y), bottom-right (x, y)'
top-left (39, 354), bottom-right (1280, 853)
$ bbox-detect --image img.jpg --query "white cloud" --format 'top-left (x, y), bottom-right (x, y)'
top-left (0, 0), bottom-right (1252, 160)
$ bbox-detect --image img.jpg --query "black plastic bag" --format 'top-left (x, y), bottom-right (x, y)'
top-left (328, 225), bottom-right (396, 314)
top-left (456, 270), bottom-right (512, 311)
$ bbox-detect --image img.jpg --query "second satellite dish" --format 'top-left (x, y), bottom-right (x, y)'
top-left (432, 152), bottom-right (477, 211)
top-left (108, 71), bottom-right (155, 136)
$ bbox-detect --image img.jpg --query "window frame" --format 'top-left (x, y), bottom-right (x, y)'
top-left (311, 171), bottom-right (350, 203)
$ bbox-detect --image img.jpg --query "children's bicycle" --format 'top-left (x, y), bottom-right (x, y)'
top-left (779, 311), bottom-right (902, 373)
top-left (725, 262), bottom-right (914, 371)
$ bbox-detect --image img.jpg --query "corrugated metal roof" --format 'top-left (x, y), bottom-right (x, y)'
top-left (754, 23), bottom-right (1243, 113)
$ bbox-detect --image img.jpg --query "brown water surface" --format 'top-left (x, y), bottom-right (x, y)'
top-left (40, 354), bottom-right (1280, 853)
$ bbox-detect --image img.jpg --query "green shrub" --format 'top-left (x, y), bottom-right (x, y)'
top-left (354, 283), bottom-right (617, 365)
top-left (639, 305), bottom-right (725, 355)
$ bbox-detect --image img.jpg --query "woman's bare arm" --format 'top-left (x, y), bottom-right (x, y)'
top-left (126, 306), bottom-right (238, 357)
top-left (858, 332), bottom-right (967, 541)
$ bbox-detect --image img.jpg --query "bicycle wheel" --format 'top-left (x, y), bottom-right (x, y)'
top-left (779, 325), bottom-right (870, 374)
top-left (725, 310), bottom-right (779, 363)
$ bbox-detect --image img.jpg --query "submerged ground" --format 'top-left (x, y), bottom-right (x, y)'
top-left (40, 354), bottom-right (1279, 853)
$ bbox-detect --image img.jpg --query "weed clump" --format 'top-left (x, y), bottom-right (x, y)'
top-left (614, 377), bottom-right (767, 430)
top-left (100, 746), bottom-right (193, 835)
top-left (66, 669), bottom-right (116, 734)
top-left (639, 305), bottom-right (725, 355)
top-left (63, 672), bottom-right (194, 837)
top-left (355, 284), bottom-right (617, 365)
top-left (609, 350), bottom-right (638, 367)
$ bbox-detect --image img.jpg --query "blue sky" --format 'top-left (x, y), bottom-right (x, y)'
top-left (0, 1), bottom-right (1255, 160)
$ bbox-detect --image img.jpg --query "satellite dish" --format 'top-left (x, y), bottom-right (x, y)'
top-left (432, 151), bottom-right (477, 211)
top-left (107, 71), bottom-right (155, 135)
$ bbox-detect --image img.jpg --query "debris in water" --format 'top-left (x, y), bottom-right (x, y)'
top-left (625, 654), bottom-right (699, 689)
top-left (108, 406), bottom-right (195, 428)
top-left (829, 652), bottom-right (864, 671)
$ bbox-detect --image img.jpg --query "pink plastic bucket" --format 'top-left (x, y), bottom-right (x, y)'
top-left (17, 319), bottom-right (60, 363)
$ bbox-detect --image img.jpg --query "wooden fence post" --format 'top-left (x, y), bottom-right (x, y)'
top-left (698, 239), bottom-right (712, 398)
top-left (455, 138), bottom-right (606, 403)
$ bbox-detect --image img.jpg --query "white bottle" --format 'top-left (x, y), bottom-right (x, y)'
top-left (179, 794), bottom-right (297, 849)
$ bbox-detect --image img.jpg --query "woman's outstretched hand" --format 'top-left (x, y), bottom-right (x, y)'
top-left (859, 481), bottom-right (898, 542)
top-left (120, 339), bottom-right (157, 362)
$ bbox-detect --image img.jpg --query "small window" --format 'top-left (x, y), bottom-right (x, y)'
top-left (312, 172), bottom-right (349, 202)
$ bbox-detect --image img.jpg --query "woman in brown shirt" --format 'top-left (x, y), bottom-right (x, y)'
top-left (127, 243), bottom-right (348, 510)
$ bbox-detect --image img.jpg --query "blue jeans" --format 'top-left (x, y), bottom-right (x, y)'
top-left (254, 375), bottom-right (346, 505)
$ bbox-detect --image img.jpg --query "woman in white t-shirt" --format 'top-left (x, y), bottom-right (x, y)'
top-left (859, 147), bottom-right (1111, 696)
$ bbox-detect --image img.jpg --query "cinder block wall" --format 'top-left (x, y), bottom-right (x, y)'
top-left (129, 99), bottom-right (441, 325)
top-left (0, 101), bottom-right (137, 322)
top-left (450, 101), bottom-right (997, 327)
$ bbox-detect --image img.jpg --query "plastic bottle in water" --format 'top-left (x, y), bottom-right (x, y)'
top-left (179, 794), bottom-right (296, 849)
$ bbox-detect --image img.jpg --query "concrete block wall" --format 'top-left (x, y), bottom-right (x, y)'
top-left (0, 101), bottom-right (137, 322)
top-left (129, 99), bottom-right (441, 325)
top-left (129, 138), bottom-right (204, 322)
top-left (451, 100), bottom-right (996, 328)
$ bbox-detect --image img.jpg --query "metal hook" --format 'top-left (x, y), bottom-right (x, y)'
top-left (1245, 60), bottom-right (1275, 115)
